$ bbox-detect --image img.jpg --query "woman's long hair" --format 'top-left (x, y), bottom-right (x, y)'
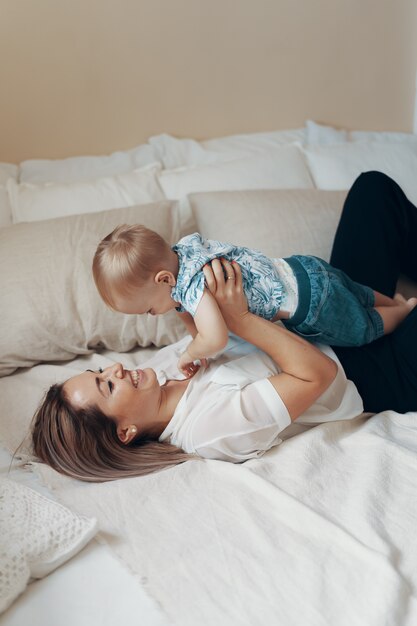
top-left (31, 383), bottom-right (193, 483)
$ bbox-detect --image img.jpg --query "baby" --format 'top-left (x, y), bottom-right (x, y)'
top-left (92, 225), bottom-right (417, 377)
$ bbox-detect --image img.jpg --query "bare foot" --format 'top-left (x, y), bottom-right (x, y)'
top-left (394, 292), bottom-right (407, 304)
top-left (406, 297), bottom-right (417, 312)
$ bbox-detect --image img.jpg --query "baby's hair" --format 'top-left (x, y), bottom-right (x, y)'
top-left (92, 224), bottom-right (171, 308)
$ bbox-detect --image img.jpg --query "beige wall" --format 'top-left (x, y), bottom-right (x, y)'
top-left (1, 0), bottom-right (416, 163)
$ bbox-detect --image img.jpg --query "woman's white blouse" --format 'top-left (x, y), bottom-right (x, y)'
top-left (141, 336), bottom-right (364, 463)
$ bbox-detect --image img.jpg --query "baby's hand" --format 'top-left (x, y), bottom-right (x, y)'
top-left (177, 350), bottom-right (207, 378)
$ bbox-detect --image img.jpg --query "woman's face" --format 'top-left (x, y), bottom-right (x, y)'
top-left (64, 363), bottom-right (162, 436)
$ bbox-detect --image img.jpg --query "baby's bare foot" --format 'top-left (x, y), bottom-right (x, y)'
top-left (406, 297), bottom-right (417, 311)
top-left (394, 292), bottom-right (407, 304)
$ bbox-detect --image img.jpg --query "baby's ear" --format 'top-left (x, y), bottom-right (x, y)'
top-left (155, 270), bottom-right (176, 286)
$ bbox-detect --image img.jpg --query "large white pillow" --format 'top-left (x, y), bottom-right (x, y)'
top-left (188, 189), bottom-right (347, 262)
top-left (0, 201), bottom-right (190, 376)
top-left (158, 146), bottom-right (314, 200)
top-left (8, 163), bottom-right (165, 224)
top-left (0, 477), bottom-right (97, 613)
top-left (0, 163), bottom-right (18, 228)
top-left (20, 143), bottom-right (161, 184)
top-left (148, 134), bottom-right (235, 169)
top-left (149, 129), bottom-right (305, 168)
top-left (305, 120), bottom-right (417, 145)
top-left (203, 128), bottom-right (305, 154)
top-left (303, 142), bottom-right (417, 205)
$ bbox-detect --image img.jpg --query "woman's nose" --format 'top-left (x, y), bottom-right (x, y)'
top-left (105, 363), bottom-right (124, 378)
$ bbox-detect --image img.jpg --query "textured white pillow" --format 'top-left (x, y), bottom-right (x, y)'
top-left (0, 163), bottom-right (18, 228)
top-left (20, 143), bottom-right (161, 184)
top-left (303, 142), bottom-right (417, 204)
top-left (0, 477), bottom-right (97, 613)
top-left (9, 164), bottom-right (165, 223)
top-left (158, 146), bottom-right (314, 200)
top-left (149, 129), bottom-right (305, 168)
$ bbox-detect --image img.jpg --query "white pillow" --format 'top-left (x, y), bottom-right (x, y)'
top-left (202, 128), bottom-right (305, 154)
top-left (149, 129), bottom-right (305, 168)
top-left (0, 201), bottom-right (189, 376)
top-left (9, 163), bottom-right (165, 223)
top-left (158, 146), bottom-right (314, 200)
top-left (20, 143), bottom-right (161, 184)
top-left (0, 163), bottom-right (18, 185)
top-left (350, 129), bottom-right (417, 143)
top-left (303, 142), bottom-right (417, 205)
top-left (0, 477), bottom-right (97, 613)
top-left (189, 189), bottom-right (347, 262)
top-left (0, 163), bottom-right (18, 228)
top-left (305, 120), bottom-right (417, 145)
top-left (304, 120), bottom-right (349, 145)
top-left (148, 133), bottom-right (241, 169)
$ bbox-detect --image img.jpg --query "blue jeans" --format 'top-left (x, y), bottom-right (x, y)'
top-left (282, 255), bottom-right (384, 347)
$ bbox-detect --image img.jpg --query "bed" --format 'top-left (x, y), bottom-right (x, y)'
top-left (1, 121), bottom-right (417, 626)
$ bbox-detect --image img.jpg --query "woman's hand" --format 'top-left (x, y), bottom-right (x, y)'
top-left (202, 258), bottom-right (250, 333)
top-left (204, 256), bottom-right (337, 422)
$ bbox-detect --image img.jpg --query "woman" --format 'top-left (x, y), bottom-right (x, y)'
top-left (31, 171), bottom-right (417, 482)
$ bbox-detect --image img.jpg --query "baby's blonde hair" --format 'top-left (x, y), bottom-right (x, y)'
top-left (92, 224), bottom-right (171, 308)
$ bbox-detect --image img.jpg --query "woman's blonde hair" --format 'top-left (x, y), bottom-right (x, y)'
top-left (92, 224), bottom-right (172, 308)
top-left (31, 383), bottom-right (193, 483)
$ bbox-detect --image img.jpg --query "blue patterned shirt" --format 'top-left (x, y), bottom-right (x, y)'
top-left (171, 233), bottom-right (283, 319)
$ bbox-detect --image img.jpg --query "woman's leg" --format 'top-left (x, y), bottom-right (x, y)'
top-left (330, 170), bottom-right (417, 296)
top-left (329, 171), bottom-right (417, 413)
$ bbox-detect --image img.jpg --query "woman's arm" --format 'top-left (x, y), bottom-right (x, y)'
top-left (203, 259), bottom-right (337, 421)
top-left (177, 290), bottom-right (229, 376)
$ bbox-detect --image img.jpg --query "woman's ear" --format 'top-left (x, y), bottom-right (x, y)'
top-left (154, 270), bottom-right (176, 286)
top-left (117, 424), bottom-right (138, 445)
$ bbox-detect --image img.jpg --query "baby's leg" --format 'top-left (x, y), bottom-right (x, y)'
top-left (375, 291), bottom-right (417, 334)
top-left (373, 290), bottom-right (399, 307)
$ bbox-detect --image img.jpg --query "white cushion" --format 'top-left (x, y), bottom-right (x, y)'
top-left (303, 142), bottom-right (417, 204)
top-left (20, 143), bottom-right (161, 184)
top-left (148, 134), bottom-right (234, 169)
top-left (202, 128), bottom-right (305, 153)
top-left (0, 163), bottom-right (18, 185)
top-left (158, 146), bottom-right (314, 200)
top-left (0, 477), bottom-right (97, 614)
top-left (0, 163), bottom-right (18, 229)
top-left (351, 130), bottom-right (417, 143)
top-left (188, 189), bottom-right (347, 262)
top-left (0, 201), bottom-right (190, 376)
top-left (305, 120), bottom-right (417, 145)
top-left (304, 120), bottom-right (348, 145)
top-left (9, 164), bottom-right (165, 223)
top-left (149, 129), bottom-right (305, 168)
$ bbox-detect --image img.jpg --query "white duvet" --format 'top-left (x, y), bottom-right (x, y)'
top-left (1, 344), bottom-right (417, 626)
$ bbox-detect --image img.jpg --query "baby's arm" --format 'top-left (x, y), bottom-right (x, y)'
top-left (177, 289), bottom-right (229, 376)
top-left (176, 310), bottom-right (198, 338)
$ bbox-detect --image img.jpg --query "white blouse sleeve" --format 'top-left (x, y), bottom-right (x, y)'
top-left (192, 379), bottom-right (292, 463)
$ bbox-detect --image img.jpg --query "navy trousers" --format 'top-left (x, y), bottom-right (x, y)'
top-left (330, 171), bottom-right (417, 413)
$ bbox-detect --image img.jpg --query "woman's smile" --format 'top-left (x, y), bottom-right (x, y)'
top-left (130, 369), bottom-right (146, 388)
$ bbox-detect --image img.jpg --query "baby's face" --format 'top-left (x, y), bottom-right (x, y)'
top-left (112, 278), bottom-right (177, 316)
